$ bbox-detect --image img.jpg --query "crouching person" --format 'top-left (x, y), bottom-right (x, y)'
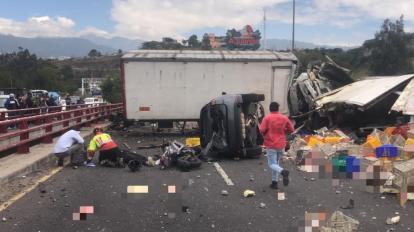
top-left (53, 129), bottom-right (85, 167)
top-left (86, 126), bottom-right (122, 167)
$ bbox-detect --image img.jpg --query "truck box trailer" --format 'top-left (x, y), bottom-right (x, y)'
top-left (121, 50), bottom-right (297, 122)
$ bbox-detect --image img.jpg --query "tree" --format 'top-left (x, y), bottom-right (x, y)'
top-left (365, 15), bottom-right (412, 75)
top-left (188, 34), bottom-right (200, 48)
top-left (88, 49), bottom-right (102, 58)
top-left (141, 41), bottom-right (161, 49)
top-left (118, 49), bottom-right (123, 55)
top-left (201, 33), bottom-right (212, 50)
top-left (101, 75), bottom-right (121, 103)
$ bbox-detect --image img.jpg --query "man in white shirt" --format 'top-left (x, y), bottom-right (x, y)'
top-left (54, 130), bottom-right (85, 166)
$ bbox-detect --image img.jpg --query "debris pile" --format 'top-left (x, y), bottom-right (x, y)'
top-left (157, 140), bottom-right (202, 171)
top-left (289, 125), bottom-right (414, 205)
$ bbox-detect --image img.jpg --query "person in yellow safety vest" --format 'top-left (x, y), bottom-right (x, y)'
top-left (85, 126), bottom-right (121, 167)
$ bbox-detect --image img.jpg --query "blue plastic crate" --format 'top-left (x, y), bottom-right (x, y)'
top-left (375, 144), bottom-right (398, 158)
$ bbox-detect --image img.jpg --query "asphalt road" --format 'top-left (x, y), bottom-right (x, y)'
top-left (1, 130), bottom-right (414, 232)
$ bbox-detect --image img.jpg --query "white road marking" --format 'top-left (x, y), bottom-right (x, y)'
top-left (0, 167), bottom-right (63, 212)
top-left (213, 162), bottom-right (234, 186)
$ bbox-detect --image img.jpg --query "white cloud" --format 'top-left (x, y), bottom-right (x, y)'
top-left (0, 16), bottom-right (76, 37)
top-left (110, 0), bottom-right (414, 42)
top-left (111, 0), bottom-right (290, 40)
top-left (0, 16), bottom-right (112, 39)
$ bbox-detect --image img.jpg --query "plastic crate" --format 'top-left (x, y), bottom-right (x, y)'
top-left (375, 144), bottom-right (398, 158)
top-left (185, 137), bottom-right (200, 147)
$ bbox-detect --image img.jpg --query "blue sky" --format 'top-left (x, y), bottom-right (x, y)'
top-left (0, 0), bottom-right (412, 46)
top-left (0, 0), bottom-right (114, 30)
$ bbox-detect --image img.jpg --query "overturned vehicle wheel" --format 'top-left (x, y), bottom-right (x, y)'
top-left (176, 156), bottom-right (202, 171)
top-left (127, 160), bottom-right (142, 172)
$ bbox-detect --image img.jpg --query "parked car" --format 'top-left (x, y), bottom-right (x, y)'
top-left (0, 94), bottom-right (9, 114)
top-left (199, 93), bottom-right (265, 158)
top-left (30, 89), bottom-right (48, 98)
top-left (84, 97), bottom-right (104, 106)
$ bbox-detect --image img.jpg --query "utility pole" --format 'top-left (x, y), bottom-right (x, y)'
top-left (292, 0), bottom-right (295, 51)
top-left (263, 8), bottom-right (267, 50)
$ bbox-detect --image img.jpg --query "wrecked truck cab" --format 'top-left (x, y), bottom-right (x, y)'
top-left (288, 56), bottom-right (354, 129)
top-left (199, 93), bottom-right (265, 158)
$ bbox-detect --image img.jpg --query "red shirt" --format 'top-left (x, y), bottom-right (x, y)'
top-left (259, 112), bottom-right (294, 150)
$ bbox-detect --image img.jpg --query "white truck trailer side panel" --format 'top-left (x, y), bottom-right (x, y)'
top-left (123, 61), bottom-right (293, 120)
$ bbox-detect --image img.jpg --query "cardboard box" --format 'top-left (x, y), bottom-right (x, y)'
top-left (393, 159), bottom-right (414, 204)
top-left (403, 144), bottom-right (414, 160)
top-left (408, 129), bottom-right (414, 139)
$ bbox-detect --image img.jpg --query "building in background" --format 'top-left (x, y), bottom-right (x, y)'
top-left (207, 25), bottom-right (261, 50)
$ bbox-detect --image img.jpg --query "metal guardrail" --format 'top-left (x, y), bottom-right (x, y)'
top-left (0, 103), bottom-right (110, 121)
top-left (0, 103), bottom-right (123, 154)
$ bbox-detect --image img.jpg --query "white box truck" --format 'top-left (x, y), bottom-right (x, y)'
top-left (121, 50), bottom-right (297, 122)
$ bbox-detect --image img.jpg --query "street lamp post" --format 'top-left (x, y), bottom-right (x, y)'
top-left (292, 0), bottom-right (295, 51)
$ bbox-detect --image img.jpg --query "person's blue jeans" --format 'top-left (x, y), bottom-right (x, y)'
top-left (267, 149), bottom-right (284, 182)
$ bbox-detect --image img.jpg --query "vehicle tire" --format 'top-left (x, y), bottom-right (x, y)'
top-left (176, 156), bottom-right (202, 171)
top-left (245, 146), bottom-right (263, 157)
top-left (241, 94), bottom-right (265, 103)
top-left (127, 160), bottom-right (142, 172)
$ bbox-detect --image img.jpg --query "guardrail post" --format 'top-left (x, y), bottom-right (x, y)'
top-left (75, 108), bottom-right (82, 124)
top-left (42, 115), bottom-right (53, 144)
top-left (17, 120), bottom-right (29, 154)
top-left (63, 112), bottom-right (70, 128)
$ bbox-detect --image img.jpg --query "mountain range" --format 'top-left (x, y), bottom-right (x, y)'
top-left (0, 34), bottom-right (350, 58)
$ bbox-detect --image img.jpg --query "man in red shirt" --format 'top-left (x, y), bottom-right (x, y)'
top-left (260, 102), bottom-right (294, 189)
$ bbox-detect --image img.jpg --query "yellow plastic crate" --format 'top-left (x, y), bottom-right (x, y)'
top-left (364, 137), bottom-right (382, 149)
top-left (324, 136), bottom-right (342, 144)
top-left (307, 136), bottom-right (324, 148)
top-left (406, 138), bottom-right (414, 146)
top-left (185, 137), bottom-right (200, 147)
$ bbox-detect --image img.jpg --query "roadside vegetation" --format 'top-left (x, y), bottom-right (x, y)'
top-left (294, 16), bottom-right (414, 79)
top-left (0, 16), bottom-right (413, 101)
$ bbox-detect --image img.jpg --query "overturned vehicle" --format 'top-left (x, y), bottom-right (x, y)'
top-left (288, 56), bottom-right (414, 130)
top-left (199, 93), bottom-right (265, 158)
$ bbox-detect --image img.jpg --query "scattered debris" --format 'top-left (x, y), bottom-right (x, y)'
top-left (335, 190), bottom-right (341, 194)
top-left (386, 216), bottom-right (401, 225)
top-left (259, 203), bottom-right (266, 208)
top-left (38, 183), bottom-right (46, 194)
top-left (243, 190), bottom-right (255, 198)
top-left (2, 217), bottom-right (6, 222)
top-left (181, 206), bottom-right (190, 213)
top-left (277, 192), bottom-right (286, 200)
top-left (146, 156), bottom-right (156, 167)
top-left (320, 211), bottom-right (359, 232)
top-left (123, 142), bottom-right (132, 150)
top-left (340, 199), bottom-right (355, 209)
top-left (221, 190), bottom-right (229, 196)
